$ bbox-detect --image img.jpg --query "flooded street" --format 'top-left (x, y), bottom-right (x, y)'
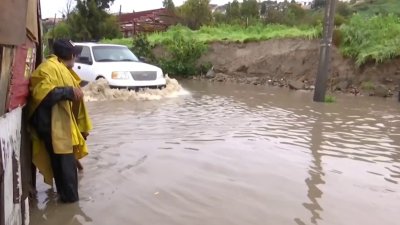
top-left (30, 81), bottom-right (400, 225)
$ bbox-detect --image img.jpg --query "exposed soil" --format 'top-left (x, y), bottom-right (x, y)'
top-left (154, 38), bottom-right (400, 97)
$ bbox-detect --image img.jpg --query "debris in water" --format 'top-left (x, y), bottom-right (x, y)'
top-left (83, 75), bottom-right (189, 102)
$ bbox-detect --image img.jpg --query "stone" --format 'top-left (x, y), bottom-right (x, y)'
top-left (334, 81), bottom-right (350, 91)
top-left (288, 80), bottom-right (304, 90)
top-left (213, 73), bottom-right (228, 82)
top-left (236, 65), bottom-right (249, 73)
top-left (246, 77), bottom-right (258, 85)
top-left (205, 67), bottom-right (215, 79)
top-left (382, 77), bottom-right (394, 84)
top-left (373, 85), bottom-right (390, 97)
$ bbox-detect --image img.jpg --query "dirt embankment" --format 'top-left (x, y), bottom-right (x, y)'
top-left (155, 39), bottom-right (400, 96)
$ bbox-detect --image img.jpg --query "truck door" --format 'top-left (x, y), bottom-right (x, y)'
top-left (74, 45), bottom-right (95, 81)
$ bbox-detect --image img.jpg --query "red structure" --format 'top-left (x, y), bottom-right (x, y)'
top-left (117, 8), bottom-right (178, 37)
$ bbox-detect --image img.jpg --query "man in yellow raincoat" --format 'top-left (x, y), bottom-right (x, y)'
top-left (28, 39), bottom-right (92, 203)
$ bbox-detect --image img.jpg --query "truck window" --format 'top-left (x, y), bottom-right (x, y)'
top-left (75, 46), bottom-right (93, 65)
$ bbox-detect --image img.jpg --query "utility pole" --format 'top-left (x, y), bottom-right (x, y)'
top-left (313, 0), bottom-right (337, 102)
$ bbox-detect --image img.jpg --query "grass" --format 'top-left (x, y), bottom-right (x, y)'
top-left (324, 95), bottom-right (336, 103)
top-left (149, 24), bottom-right (321, 44)
top-left (340, 14), bottom-right (400, 66)
top-left (102, 24), bottom-right (321, 47)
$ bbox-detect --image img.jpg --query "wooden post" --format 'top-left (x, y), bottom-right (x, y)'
top-left (52, 13), bottom-right (57, 39)
top-left (0, 47), bottom-right (13, 115)
top-left (133, 20), bottom-right (136, 37)
top-left (313, 0), bottom-right (337, 102)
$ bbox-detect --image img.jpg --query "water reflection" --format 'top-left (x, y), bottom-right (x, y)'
top-left (31, 199), bottom-right (91, 225)
top-left (296, 113), bottom-right (326, 225)
top-left (30, 181), bottom-right (92, 225)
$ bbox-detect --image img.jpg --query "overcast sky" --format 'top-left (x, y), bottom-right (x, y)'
top-left (40, 0), bottom-right (230, 18)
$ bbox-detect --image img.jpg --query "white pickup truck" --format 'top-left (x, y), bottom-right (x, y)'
top-left (73, 43), bottom-right (166, 90)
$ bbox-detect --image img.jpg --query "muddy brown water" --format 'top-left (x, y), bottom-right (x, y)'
top-left (30, 80), bottom-right (400, 225)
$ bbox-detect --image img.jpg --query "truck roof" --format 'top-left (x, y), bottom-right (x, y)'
top-left (74, 42), bottom-right (126, 47)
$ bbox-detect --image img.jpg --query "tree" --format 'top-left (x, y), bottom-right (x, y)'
top-left (260, 2), bottom-right (267, 16)
top-left (213, 12), bottom-right (227, 24)
top-left (263, 2), bottom-right (306, 26)
top-left (66, 0), bottom-right (120, 41)
top-left (48, 22), bottom-right (71, 39)
top-left (312, 0), bottom-right (326, 9)
top-left (179, 0), bottom-right (212, 29)
top-left (241, 0), bottom-right (259, 18)
top-left (336, 1), bottom-right (352, 17)
top-left (163, 0), bottom-right (176, 12)
top-left (288, 3), bottom-right (305, 19)
top-left (227, 0), bottom-right (241, 20)
top-left (59, 0), bottom-right (74, 19)
top-left (96, 0), bottom-right (115, 10)
top-left (226, 2), bottom-right (231, 17)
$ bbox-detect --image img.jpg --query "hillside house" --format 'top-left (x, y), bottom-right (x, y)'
top-left (117, 8), bottom-right (178, 37)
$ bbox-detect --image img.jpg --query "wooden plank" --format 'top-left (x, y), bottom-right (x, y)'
top-left (0, 0), bottom-right (28, 45)
top-left (0, 47), bottom-right (14, 116)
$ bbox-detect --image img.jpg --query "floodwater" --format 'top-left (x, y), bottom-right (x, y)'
top-left (30, 80), bottom-right (400, 225)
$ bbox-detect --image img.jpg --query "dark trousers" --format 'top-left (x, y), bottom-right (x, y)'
top-left (40, 133), bottom-right (79, 203)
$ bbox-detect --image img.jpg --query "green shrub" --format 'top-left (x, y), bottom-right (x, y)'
top-left (131, 34), bottom-right (155, 62)
top-left (198, 62), bottom-right (213, 74)
top-left (340, 14), bottom-right (400, 66)
top-left (333, 29), bottom-right (343, 47)
top-left (361, 81), bottom-right (375, 90)
top-left (324, 95), bottom-right (336, 103)
top-left (335, 14), bottom-right (347, 26)
top-left (158, 29), bottom-right (207, 77)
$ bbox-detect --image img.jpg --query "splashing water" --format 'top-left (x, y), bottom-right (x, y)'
top-left (83, 75), bottom-right (189, 101)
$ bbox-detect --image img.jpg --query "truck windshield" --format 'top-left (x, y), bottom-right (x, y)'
top-left (92, 46), bottom-right (139, 62)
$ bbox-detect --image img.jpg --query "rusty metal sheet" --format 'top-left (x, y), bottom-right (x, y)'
top-left (0, 0), bottom-right (28, 45)
top-left (6, 40), bottom-right (36, 111)
top-left (0, 108), bottom-right (23, 225)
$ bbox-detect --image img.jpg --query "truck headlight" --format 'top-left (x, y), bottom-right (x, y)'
top-left (111, 71), bottom-right (130, 80)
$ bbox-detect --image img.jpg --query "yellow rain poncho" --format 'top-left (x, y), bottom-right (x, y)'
top-left (28, 55), bottom-right (92, 185)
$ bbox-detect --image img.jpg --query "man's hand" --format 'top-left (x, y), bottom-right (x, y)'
top-left (73, 87), bottom-right (84, 101)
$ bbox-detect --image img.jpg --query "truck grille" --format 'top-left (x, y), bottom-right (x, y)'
top-left (130, 71), bottom-right (157, 81)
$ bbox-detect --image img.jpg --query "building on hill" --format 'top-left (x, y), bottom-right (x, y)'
top-left (117, 8), bottom-right (178, 38)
